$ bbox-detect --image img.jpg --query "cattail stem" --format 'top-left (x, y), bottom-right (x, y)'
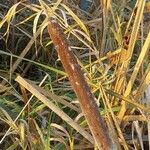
top-left (47, 19), bottom-right (111, 149)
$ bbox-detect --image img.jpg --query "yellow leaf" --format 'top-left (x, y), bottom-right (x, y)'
top-left (146, 2), bottom-right (150, 12)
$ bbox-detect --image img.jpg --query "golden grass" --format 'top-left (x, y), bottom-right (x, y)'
top-left (0, 0), bottom-right (149, 149)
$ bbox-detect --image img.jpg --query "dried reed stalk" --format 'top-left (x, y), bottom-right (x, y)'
top-left (47, 19), bottom-right (111, 150)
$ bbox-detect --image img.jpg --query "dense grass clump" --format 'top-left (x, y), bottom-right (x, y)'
top-left (0, 0), bottom-right (150, 149)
